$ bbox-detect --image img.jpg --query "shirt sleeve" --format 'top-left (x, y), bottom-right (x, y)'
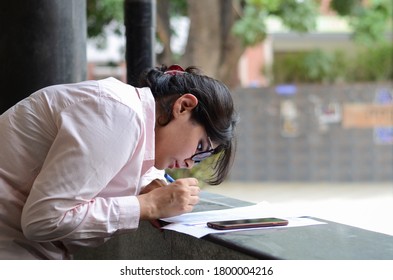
top-left (139, 167), bottom-right (166, 189)
top-left (21, 96), bottom-right (144, 242)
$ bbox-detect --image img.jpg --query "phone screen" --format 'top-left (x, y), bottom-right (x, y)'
top-left (207, 217), bottom-right (288, 230)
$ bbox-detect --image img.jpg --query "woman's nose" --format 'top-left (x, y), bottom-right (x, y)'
top-left (184, 158), bottom-right (195, 169)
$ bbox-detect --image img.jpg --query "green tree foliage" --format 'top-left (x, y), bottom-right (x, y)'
top-left (87, 0), bottom-right (124, 47)
top-left (276, 0), bottom-right (318, 33)
top-left (273, 43), bottom-right (393, 83)
top-left (330, 0), bottom-right (360, 15)
top-left (233, 0), bottom-right (392, 47)
top-left (331, 0), bottom-right (392, 44)
top-left (232, 4), bottom-right (269, 45)
top-left (233, 0), bottom-right (318, 46)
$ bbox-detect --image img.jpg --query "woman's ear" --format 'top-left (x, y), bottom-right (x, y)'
top-left (173, 93), bottom-right (198, 116)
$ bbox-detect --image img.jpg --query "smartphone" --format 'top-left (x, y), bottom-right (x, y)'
top-left (207, 217), bottom-right (288, 230)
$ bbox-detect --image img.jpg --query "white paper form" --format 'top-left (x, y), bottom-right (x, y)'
top-left (160, 202), bottom-right (325, 238)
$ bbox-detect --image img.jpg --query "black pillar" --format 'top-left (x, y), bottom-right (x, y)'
top-left (124, 0), bottom-right (156, 86)
top-left (0, 0), bottom-right (87, 113)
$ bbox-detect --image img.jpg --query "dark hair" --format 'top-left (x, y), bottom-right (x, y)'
top-left (137, 65), bottom-right (238, 185)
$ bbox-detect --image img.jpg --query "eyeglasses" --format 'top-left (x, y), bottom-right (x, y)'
top-left (190, 137), bottom-right (215, 163)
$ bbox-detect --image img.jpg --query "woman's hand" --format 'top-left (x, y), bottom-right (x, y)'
top-left (139, 178), bottom-right (167, 195)
top-left (137, 177), bottom-right (200, 220)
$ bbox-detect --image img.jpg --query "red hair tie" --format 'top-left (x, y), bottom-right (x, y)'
top-left (164, 64), bottom-right (185, 75)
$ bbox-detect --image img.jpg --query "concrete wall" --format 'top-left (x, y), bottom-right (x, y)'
top-left (229, 83), bottom-right (393, 182)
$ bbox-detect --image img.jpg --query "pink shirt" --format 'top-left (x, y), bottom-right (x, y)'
top-left (0, 77), bottom-right (163, 259)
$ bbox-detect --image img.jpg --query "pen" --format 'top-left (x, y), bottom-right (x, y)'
top-left (164, 173), bottom-right (175, 183)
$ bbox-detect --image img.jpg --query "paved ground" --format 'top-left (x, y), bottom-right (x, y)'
top-left (203, 182), bottom-right (393, 236)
